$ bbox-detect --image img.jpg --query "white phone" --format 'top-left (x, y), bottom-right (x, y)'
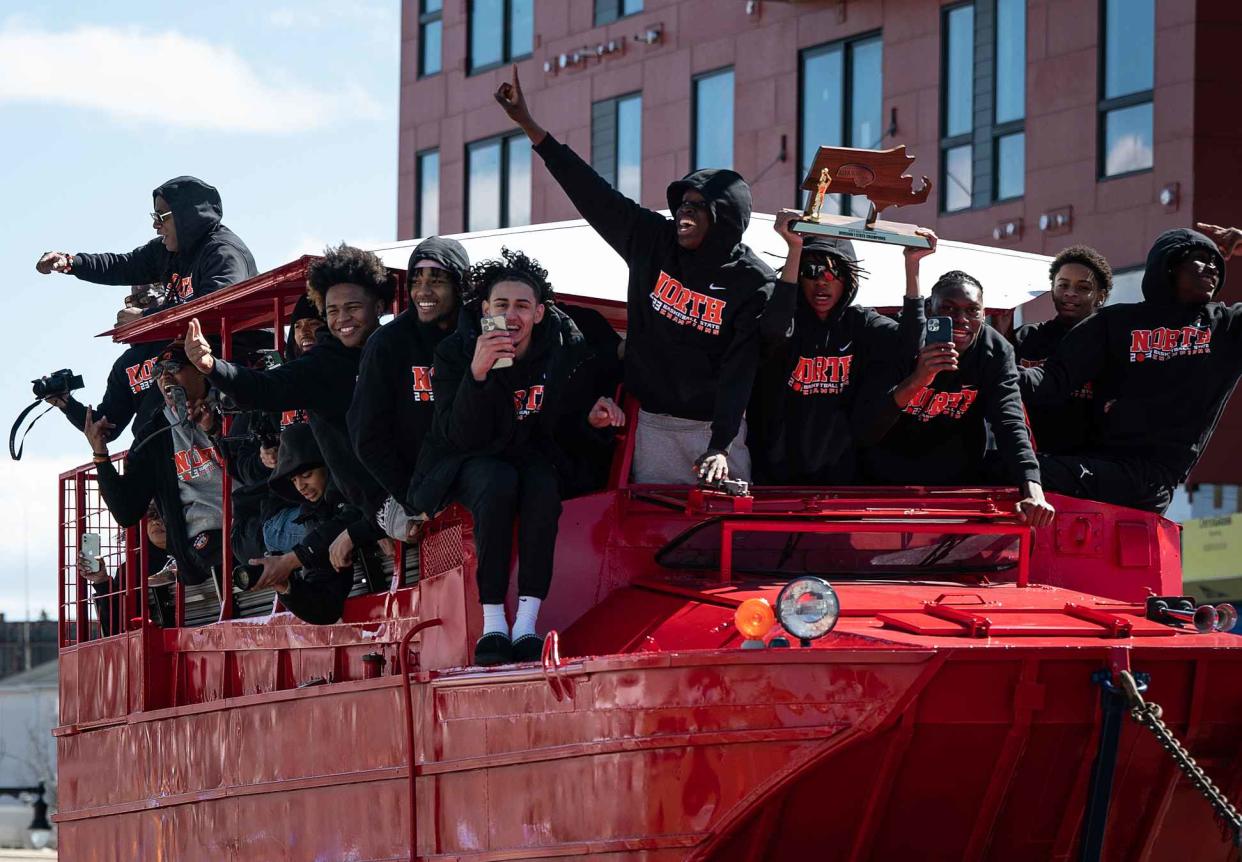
top-left (80, 532), bottom-right (102, 573)
top-left (480, 315), bottom-right (513, 369)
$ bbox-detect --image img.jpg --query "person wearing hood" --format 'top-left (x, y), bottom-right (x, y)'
top-left (348, 237), bottom-right (468, 529)
top-left (855, 271), bottom-right (1056, 527)
top-left (183, 243), bottom-right (390, 573)
top-left (35, 176), bottom-right (257, 305)
top-left (1011, 245), bottom-right (1113, 454)
top-left (410, 249), bottom-right (623, 667)
top-left (1026, 223), bottom-right (1242, 513)
top-left (250, 423), bottom-right (376, 625)
top-left (494, 66), bottom-right (773, 486)
top-left (43, 283), bottom-right (169, 443)
top-left (83, 341), bottom-right (226, 587)
top-left (749, 210), bottom-right (932, 484)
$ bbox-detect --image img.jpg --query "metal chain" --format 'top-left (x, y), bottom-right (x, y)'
top-left (1119, 670), bottom-right (1242, 847)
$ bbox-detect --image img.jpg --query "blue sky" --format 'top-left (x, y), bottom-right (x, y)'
top-left (0, 2), bottom-right (399, 618)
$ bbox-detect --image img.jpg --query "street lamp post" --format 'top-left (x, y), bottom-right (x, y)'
top-left (0, 782), bottom-right (52, 850)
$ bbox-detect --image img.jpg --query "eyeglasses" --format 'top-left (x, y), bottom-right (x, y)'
top-left (677, 199), bottom-right (711, 214)
top-left (150, 210), bottom-right (173, 225)
top-left (153, 359), bottom-right (185, 376)
top-left (800, 261), bottom-right (840, 281)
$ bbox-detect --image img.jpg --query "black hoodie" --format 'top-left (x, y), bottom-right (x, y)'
top-left (348, 237), bottom-right (468, 506)
top-left (61, 342), bottom-right (166, 442)
top-left (408, 303), bottom-right (599, 515)
top-left (533, 134), bottom-right (773, 451)
top-left (265, 422), bottom-right (368, 625)
top-left (71, 176), bottom-right (257, 303)
top-left (208, 327), bottom-right (386, 517)
top-left (750, 236), bottom-right (924, 484)
top-left (1012, 315), bottom-right (1095, 453)
top-left (1027, 228), bottom-right (1240, 481)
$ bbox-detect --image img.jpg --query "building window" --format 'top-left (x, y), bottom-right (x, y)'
top-left (692, 68), bottom-right (734, 171)
top-left (595, 0), bottom-right (642, 26)
top-left (799, 32), bottom-right (883, 216)
top-left (941, 1), bottom-right (1028, 212)
top-left (941, 4), bottom-right (974, 212)
top-left (418, 0), bottom-right (443, 77)
top-left (592, 92), bottom-right (643, 201)
top-left (992, 0), bottom-right (1025, 200)
top-left (469, 0), bottom-right (533, 74)
top-left (466, 133), bottom-right (531, 231)
top-left (1100, 0), bottom-right (1154, 177)
top-left (415, 149), bottom-right (439, 237)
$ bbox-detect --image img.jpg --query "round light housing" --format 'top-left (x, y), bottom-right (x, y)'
top-left (776, 577), bottom-right (840, 641)
top-left (1215, 603), bottom-right (1238, 633)
top-left (734, 598), bottom-right (775, 641)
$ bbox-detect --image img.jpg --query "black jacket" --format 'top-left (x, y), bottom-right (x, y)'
top-left (61, 342), bottom-right (165, 441)
top-left (208, 328), bottom-right (385, 514)
top-left (348, 237), bottom-right (468, 506)
top-left (751, 236), bottom-right (923, 484)
top-left (1013, 316), bottom-right (1095, 454)
top-left (1027, 228), bottom-right (1240, 481)
top-left (859, 324), bottom-right (1041, 487)
top-left (71, 176), bottom-right (257, 304)
top-left (408, 304), bottom-right (599, 514)
top-left (533, 134), bottom-right (773, 451)
top-left (95, 407), bottom-right (222, 585)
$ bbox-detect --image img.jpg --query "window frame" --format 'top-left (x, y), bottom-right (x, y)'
top-left (592, 91), bottom-right (643, 200)
top-left (414, 148), bottom-right (439, 238)
top-left (990, 0), bottom-right (1025, 202)
top-left (691, 66), bottom-right (735, 172)
top-left (939, 2), bottom-right (975, 213)
top-left (1096, 0), bottom-right (1154, 180)
top-left (417, 0), bottom-right (443, 78)
top-left (468, 0), bottom-right (534, 76)
top-left (796, 29), bottom-right (884, 214)
top-left (594, 0), bottom-right (643, 27)
top-left (463, 131), bottom-right (528, 231)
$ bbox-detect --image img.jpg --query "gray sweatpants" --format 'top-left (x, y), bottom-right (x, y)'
top-left (632, 409), bottom-right (751, 484)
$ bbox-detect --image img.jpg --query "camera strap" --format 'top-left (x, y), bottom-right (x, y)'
top-left (8, 399), bottom-right (54, 461)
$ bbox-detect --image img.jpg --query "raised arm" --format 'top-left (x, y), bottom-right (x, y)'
top-left (39, 239), bottom-right (168, 287)
top-left (1026, 312), bottom-right (1109, 407)
top-left (185, 318), bottom-right (326, 413)
top-left (982, 339), bottom-right (1055, 527)
top-left (758, 210), bottom-right (804, 346)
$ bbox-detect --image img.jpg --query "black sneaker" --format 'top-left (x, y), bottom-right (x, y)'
top-left (474, 632), bottom-right (512, 667)
top-left (512, 634), bottom-right (544, 663)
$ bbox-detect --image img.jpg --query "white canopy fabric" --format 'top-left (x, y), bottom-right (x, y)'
top-left (367, 213), bottom-right (1051, 311)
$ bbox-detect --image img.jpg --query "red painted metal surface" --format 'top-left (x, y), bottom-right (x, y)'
top-left (50, 262), bottom-right (1242, 860)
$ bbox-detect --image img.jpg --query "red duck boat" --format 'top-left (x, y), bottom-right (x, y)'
top-left (50, 224), bottom-right (1242, 861)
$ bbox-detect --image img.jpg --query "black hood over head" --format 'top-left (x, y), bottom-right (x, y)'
top-left (285, 294), bottom-right (324, 361)
top-left (798, 236), bottom-right (862, 324)
top-left (268, 422), bottom-right (326, 504)
top-left (1141, 228), bottom-right (1226, 304)
top-left (407, 237), bottom-right (471, 294)
top-left (666, 169), bottom-right (752, 264)
top-left (153, 176), bottom-right (223, 254)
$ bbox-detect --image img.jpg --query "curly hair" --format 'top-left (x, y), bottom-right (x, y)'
top-left (931, 269), bottom-right (984, 298)
top-left (1049, 245), bottom-right (1112, 300)
top-left (306, 243), bottom-right (394, 312)
top-left (800, 249), bottom-right (868, 301)
top-left (468, 247), bottom-right (555, 304)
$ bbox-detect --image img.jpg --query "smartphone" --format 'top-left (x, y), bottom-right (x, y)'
top-left (80, 532), bottom-right (102, 573)
top-left (925, 316), bottom-right (955, 345)
top-left (480, 315), bottom-right (513, 369)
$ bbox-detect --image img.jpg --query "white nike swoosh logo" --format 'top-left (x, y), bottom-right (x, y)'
top-left (839, 341), bottom-right (852, 352)
top-left (707, 283), bottom-right (727, 291)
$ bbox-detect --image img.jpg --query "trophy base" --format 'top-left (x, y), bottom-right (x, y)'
top-left (792, 215), bottom-right (931, 249)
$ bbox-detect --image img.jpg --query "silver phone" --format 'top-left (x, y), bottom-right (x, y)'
top-left (481, 315), bottom-right (513, 369)
top-left (80, 532), bottom-right (102, 573)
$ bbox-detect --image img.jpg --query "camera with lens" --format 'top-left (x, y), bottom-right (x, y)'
top-left (32, 369), bottom-right (84, 400)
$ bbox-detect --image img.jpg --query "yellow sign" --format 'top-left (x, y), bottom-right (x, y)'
top-left (1182, 514), bottom-right (1242, 582)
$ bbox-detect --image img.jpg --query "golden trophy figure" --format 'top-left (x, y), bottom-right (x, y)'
top-left (793, 145), bottom-right (933, 249)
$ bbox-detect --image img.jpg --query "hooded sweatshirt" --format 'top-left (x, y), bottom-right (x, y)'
top-left (750, 236), bottom-right (924, 484)
top-left (61, 341), bottom-right (166, 442)
top-left (1027, 228), bottom-right (1241, 481)
top-left (1012, 315), bottom-right (1095, 453)
top-left (533, 134), bottom-right (773, 452)
top-left (71, 176), bottom-right (257, 304)
top-left (348, 237), bottom-right (468, 506)
top-left (858, 315), bottom-right (1041, 487)
top-left (208, 326), bottom-right (387, 521)
top-left (408, 303), bottom-right (599, 515)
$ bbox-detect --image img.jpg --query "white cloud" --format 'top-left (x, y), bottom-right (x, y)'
top-left (0, 21), bottom-right (383, 133)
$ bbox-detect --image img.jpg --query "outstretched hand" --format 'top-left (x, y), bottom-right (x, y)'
top-left (773, 209), bottom-right (804, 249)
top-left (1196, 223), bottom-right (1242, 260)
top-left (905, 228), bottom-right (938, 265)
top-left (83, 407), bottom-right (115, 454)
top-left (185, 318), bottom-right (215, 374)
top-left (36, 251), bottom-right (72, 274)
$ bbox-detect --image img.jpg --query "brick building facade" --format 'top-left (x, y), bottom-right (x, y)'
top-left (397, 0), bottom-right (1242, 488)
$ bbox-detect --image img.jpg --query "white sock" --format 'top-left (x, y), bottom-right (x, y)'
top-left (482, 603), bottom-right (508, 637)
top-left (511, 596), bottom-right (542, 641)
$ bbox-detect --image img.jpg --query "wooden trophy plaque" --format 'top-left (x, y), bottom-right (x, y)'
top-left (794, 145), bottom-right (933, 249)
